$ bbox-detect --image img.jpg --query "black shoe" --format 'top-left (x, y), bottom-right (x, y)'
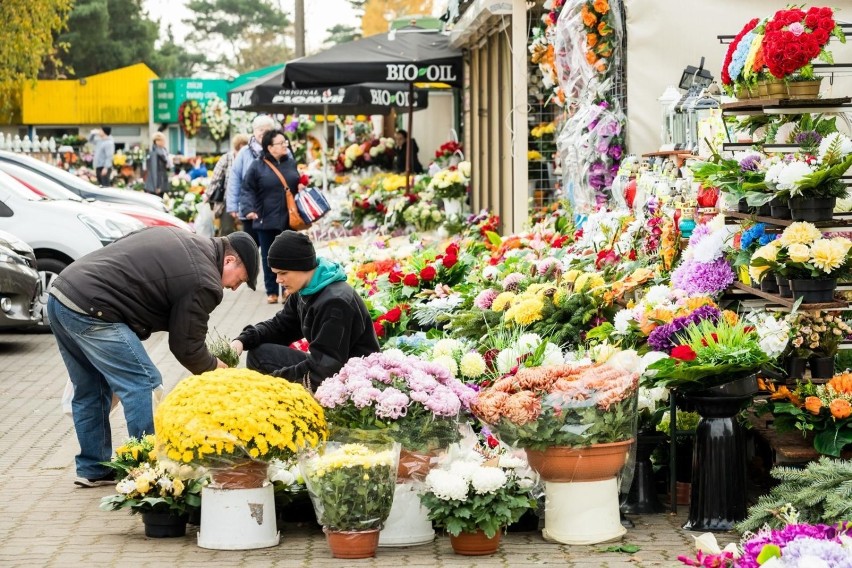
top-left (74, 471), bottom-right (116, 488)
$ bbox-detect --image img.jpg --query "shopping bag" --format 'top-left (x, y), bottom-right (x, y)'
top-left (295, 186), bottom-right (331, 224)
top-left (195, 202), bottom-right (215, 237)
top-left (265, 159), bottom-right (311, 231)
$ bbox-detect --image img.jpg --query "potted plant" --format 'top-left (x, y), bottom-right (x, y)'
top-left (299, 441), bottom-right (399, 559)
top-left (99, 462), bottom-right (205, 538)
top-left (419, 453), bottom-right (538, 556)
top-left (773, 223), bottom-right (851, 303)
top-left (428, 163), bottom-right (469, 217)
top-left (789, 311), bottom-right (852, 379)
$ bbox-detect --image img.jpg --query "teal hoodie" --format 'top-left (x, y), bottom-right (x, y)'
top-left (300, 257), bottom-right (347, 296)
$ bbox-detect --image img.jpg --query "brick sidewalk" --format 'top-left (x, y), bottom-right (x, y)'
top-left (0, 284), bottom-right (708, 567)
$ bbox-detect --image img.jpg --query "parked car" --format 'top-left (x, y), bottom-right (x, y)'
top-left (0, 150), bottom-right (166, 212)
top-left (0, 161), bottom-right (192, 232)
top-left (0, 231), bottom-right (41, 330)
top-left (0, 169), bottom-right (144, 328)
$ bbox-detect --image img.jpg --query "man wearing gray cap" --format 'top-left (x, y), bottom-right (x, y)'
top-left (47, 227), bottom-right (259, 488)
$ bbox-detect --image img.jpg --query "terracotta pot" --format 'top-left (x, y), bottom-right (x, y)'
top-left (324, 528), bottom-right (380, 559)
top-left (397, 448), bottom-right (437, 481)
top-left (449, 530), bottom-right (502, 556)
top-left (524, 439), bottom-right (634, 482)
top-left (209, 460), bottom-right (268, 489)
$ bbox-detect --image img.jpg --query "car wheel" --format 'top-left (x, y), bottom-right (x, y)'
top-left (34, 258), bottom-right (68, 331)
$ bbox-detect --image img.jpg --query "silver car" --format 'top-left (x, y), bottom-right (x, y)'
top-left (0, 231), bottom-right (41, 330)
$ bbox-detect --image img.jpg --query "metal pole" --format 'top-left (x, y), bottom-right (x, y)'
top-left (322, 104), bottom-right (328, 191)
top-left (405, 82), bottom-right (413, 191)
top-left (294, 0), bottom-right (306, 58)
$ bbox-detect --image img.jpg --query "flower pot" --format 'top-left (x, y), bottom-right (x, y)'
top-left (397, 448), bottom-right (437, 481)
top-left (141, 511), bottom-right (188, 538)
top-left (683, 386), bottom-right (755, 532)
top-left (542, 478), bottom-right (626, 544)
top-left (443, 197), bottom-right (465, 218)
top-left (449, 530), bottom-right (502, 556)
top-left (737, 198), bottom-right (751, 214)
top-left (198, 485), bottom-right (280, 550)
top-left (775, 275), bottom-right (792, 298)
top-left (675, 481), bottom-right (691, 506)
top-left (757, 202), bottom-right (772, 217)
top-left (755, 81), bottom-right (769, 99)
top-left (785, 356), bottom-right (808, 383)
top-left (766, 78), bottom-right (789, 100)
top-left (787, 79), bottom-right (822, 100)
top-left (789, 278), bottom-right (837, 304)
top-left (209, 460), bottom-right (268, 489)
top-left (789, 196), bottom-right (836, 223)
top-left (769, 196), bottom-right (792, 220)
top-left (622, 434), bottom-right (665, 515)
top-left (524, 439), bottom-right (634, 483)
top-left (760, 276), bottom-right (779, 294)
top-left (378, 482), bottom-right (434, 547)
top-left (324, 528), bottom-right (380, 559)
top-left (809, 355), bottom-right (836, 380)
top-left (734, 84), bottom-right (750, 100)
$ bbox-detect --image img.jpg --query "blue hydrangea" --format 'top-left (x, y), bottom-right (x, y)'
top-left (758, 233), bottom-right (779, 246)
top-left (740, 223), bottom-right (766, 250)
top-left (728, 30), bottom-right (756, 81)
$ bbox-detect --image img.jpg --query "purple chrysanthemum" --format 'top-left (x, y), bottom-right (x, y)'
top-left (687, 223), bottom-right (713, 246)
top-left (647, 305), bottom-right (722, 353)
top-left (474, 288), bottom-right (499, 310)
top-left (738, 524), bottom-right (847, 568)
top-left (671, 258), bottom-right (735, 297)
top-left (739, 154), bottom-right (762, 172)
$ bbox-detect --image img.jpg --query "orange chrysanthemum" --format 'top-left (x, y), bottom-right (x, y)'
top-left (804, 396), bottom-right (823, 415)
top-left (829, 398), bottom-right (852, 420)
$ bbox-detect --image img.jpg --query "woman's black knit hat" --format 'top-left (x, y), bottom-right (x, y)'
top-left (268, 231), bottom-right (318, 271)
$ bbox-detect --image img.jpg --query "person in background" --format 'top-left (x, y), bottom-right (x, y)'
top-left (230, 231), bottom-right (379, 389)
top-left (207, 134), bottom-right (249, 236)
top-left (143, 132), bottom-right (170, 196)
top-left (226, 115), bottom-right (277, 245)
top-left (48, 228), bottom-right (259, 487)
top-left (89, 126), bottom-right (115, 187)
top-left (240, 129), bottom-right (304, 304)
top-left (393, 129), bottom-right (424, 175)
top-left (188, 156), bottom-right (208, 180)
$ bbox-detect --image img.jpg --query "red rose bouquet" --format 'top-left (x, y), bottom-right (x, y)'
top-left (763, 6), bottom-right (844, 80)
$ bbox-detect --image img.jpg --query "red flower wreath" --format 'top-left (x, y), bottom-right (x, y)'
top-left (763, 6), bottom-right (837, 79)
top-left (721, 18), bottom-right (759, 86)
top-left (178, 100), bottom-right (203, 138)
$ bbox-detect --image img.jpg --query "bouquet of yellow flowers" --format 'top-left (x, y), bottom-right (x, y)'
top-left (154, 369), bottom-right (327, 469)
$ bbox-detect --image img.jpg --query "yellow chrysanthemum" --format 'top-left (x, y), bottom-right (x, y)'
top-left (574, 273), bottom-right (605, 291)
top-left (787, 243), bottom-right (811, 263)
top-left (504, 297), bottom-right (544, 325)
top-left (810, 239), bottom-right (847, 273)
top-left (564, 269), bottom-right (581, 283)
top-left (723, 310), bottom-right (739, 326)
top-left (779, 222), bottom-right (822, 246)
top-left (459, 352), bottom-right (487, 378)
top-left (492, 292), bottom-right (516, 312)
top-left (682, 296), bottom-right (716, 313)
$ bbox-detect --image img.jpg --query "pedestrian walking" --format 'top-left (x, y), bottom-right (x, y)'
top-left (48, 227), bottom-right (259, 487)
top-left (226, 115), bottom-right (277, 245)
top-left (207, 134), bottom-right (249, 236)
top-left (240, 129), bottom-right (306, 304)
top-left (89, 126), bottom-right (116, 186)
top-left (143, 132), bottom-right (170, 196)
top-left (230, 231), bottom-right (379, 389)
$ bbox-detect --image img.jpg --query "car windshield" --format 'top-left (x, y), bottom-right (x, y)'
top-left (0, 162), bottom-right (82, 201)
top-left (0, 169), bottom-right (47, 201)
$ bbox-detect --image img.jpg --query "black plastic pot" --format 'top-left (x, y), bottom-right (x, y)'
top-left (142, 511), bottom-right (188, 538)
top-left (757, 202), bottom-right (772, 217)
top-left (789, 196), bottom-right (836, 222)
top-left (737, 198), bottom-right (750, 214)
top-left (760, 277), bottom-right (779, 294)
top-left (809, 355), bottom-right (836, 379)
top-left (784, 356), bottom-right (807, 381)
top-left (769, 197), bottom-right (792, 220)
top-left (622, 434), bottom-right (665, 515)
top-left (775, 275), bottom-right (792, 298)
top-left (789, 278), bottom-right (837, 304)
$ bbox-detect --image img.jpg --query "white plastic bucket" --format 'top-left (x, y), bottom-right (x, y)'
top-left (378, 483), bottom-right (434, 547)
top-left (542, 479), bottom-right (626, 545)
top-left (197, 484), bottom-right (280, 550)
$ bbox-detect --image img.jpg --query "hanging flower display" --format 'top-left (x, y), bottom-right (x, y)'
top-left (203, 97), bottom-right (230, 142)
top-left (178, 99), bottom-right (203, 139)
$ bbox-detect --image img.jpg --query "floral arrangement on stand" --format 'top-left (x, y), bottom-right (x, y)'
top-left (335, 137), bottom-right (396, 173)
top-left (177, 99), bottom-right (203, 138)
top-left (763, 6), bottom-right (844, 82)
top-left (203, 96), bottom-right (230, 143)
top-left (428, 163), bottom-right (470, 201)
top-left (434, 140), bottom-right (463, 165)
top-left (721, 18), bottom-right (761, 96)
top-left (528, 0), bottom-right (567, 107)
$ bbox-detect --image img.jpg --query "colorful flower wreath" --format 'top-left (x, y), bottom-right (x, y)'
top-left (763, 6), bottom-right (841, 79)
top-left (178, 99), bottom-right (203, 139)
top-left (721, 18), bottom-right (759, 86)
top-left (203, 97), bottom-right (230, 142)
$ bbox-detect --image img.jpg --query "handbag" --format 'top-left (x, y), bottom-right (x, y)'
top-left (264, 159), bottom-right (310, 231)
top-left (294, 186), bottom-right (332, 224)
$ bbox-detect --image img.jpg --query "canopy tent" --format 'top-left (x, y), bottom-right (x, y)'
top-left (281, 26), bottom-right (463, 187)
top-left (228, 68), bottom-right (429, 115)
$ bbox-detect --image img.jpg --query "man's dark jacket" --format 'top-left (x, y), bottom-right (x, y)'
top-left (235, 281), bottom-right (379, 385)
top-left (51, 226), bottom-right (224, 374)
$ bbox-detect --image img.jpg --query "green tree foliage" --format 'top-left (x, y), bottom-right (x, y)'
top-left (324, 24), bottom-right (362, 47)
top-left (184, 0), bottom-right (292, 75)
top-left (0, 0), bottom-right (72, 113)
top-left (149, 27), bottom-right (208, 78)
top-left (59, 0), bottom-right (160, 78)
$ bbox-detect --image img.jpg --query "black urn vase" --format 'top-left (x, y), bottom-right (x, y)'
top-left (622, 433), bottom-right (665, 515)
top-left (682, 376), bottom-right (757, 532)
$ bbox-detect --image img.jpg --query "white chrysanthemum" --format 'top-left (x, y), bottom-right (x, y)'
top-left (383, 348), bottom-right (407, 361)
top-left (425, 469), bottom-right (470, 501)
top-left (432, 355), bottom-right (458, 377)
top-left (776, 161), bottom-right (814, 191)
top-left (517, 333), bottom-right (543, 353)
top-left (836, 195), bottom-right (852, 213)
top-left (116, 478), bottom-right (135, 494)
top-left (496, 348), bottom-right (521, 374)
top-left (764, 161), bottom-right (786, 184)
top-left (497, 454), bottom-right (526, 469)
top-left (613, 309), bottom-right (634, 335)
top-left (448, 460), bottom-right (483, 481)
top-left (470, 466), bottom-right (508, 494)
top-left (459, 352), bottom-right (487, 378)
top-left (542, 342), bottom-right (565, 366)
top-left (690, 231), bottom-right (726, 263)
top-left (774, 122), bottom-right (798, 144)
top-left (818, 132), bottom-right (852, 163)
top-left (433, 338), bottom-right (462, 358)
top-left (643, 285), bottom-right (672, 307)
top-left (638, 386), bottom-right (668, 413)
top-left (482, 266), bottom-right (500, 281)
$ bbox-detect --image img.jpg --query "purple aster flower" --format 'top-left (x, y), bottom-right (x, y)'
top-left (738, 524), bottom-right (845, 568)
top-left (739, 154), bottom-right (762, 172)
top-left (794, 130), bottom-right (822, 147)
top-left (375, 387), bottom-right (410, 419)
top-left (671, 258), bottom-right (735, 297)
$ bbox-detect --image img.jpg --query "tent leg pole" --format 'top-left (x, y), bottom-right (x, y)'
top-left (322, 104), bottom-right (329, 192)
top-left (406, 82), bottom-right (414, 191)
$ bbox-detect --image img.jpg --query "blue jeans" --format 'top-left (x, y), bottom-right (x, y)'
top-left (256, 228), bottom-right (283, 296)
top-left (48, 296), bottom-right (162, 478)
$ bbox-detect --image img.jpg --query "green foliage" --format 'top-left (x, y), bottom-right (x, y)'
top-left (528, 290), bottom-right (607, 349)
top-left (207, 330), bottom-right (239, 367)
top-left (736, 457), bottom-right (852, 532)
top-left (324, 24), bottom-right (363, 47)
top-left (599, 544), bottom-right (641, 554)
top-left (446, 307), bottom-right (502, 345)
top-left (102, 435), bottom-right (156, 480)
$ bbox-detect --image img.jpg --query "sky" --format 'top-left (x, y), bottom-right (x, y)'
top-left (142, 0), bottom-right (360, 56)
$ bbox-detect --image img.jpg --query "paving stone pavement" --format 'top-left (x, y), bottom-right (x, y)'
top-left (0, 284), bottom-right (727, 567)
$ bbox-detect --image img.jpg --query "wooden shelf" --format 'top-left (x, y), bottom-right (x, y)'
top-left (730, 281), bottom-right (848, 310)
top-left (721, 97), bottom-right (851, 115)
top-left (724, 210), bottom-right (852, 230)
top-left (641, 150), bottom-right (694, 157)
